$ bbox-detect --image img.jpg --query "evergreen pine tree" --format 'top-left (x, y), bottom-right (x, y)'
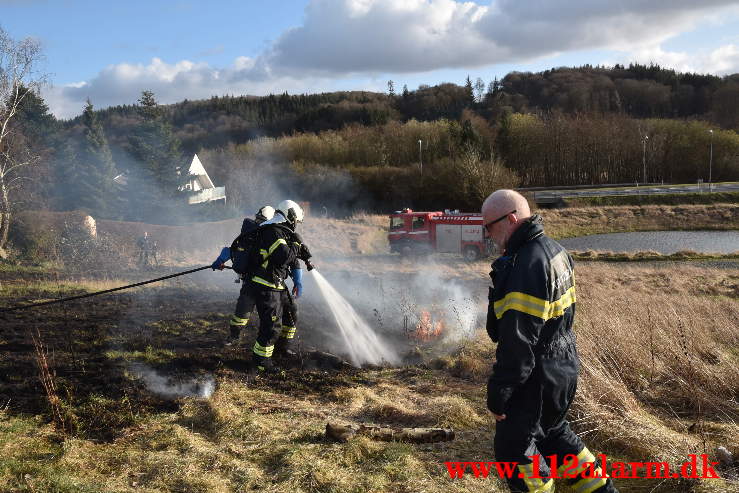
top-left (486, 80), bottom-right (495, 100)
top-left (464, 75), bottom-right (474, 106)
top-left (54, 141), bottom-right (81, 211)
top-left (126, 90), bottom-right (185, 221)
top-left (460, 119), bottom-right (481, 149)
top-left (14, 88), bottom-right (59, 209)
top-left (78, 99), bottom-right (119, 216)
top-left (53, 100), bottom-right (119, 216)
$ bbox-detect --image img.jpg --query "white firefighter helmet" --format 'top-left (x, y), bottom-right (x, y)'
top-left (255, 205), bottom-right (275, 222)
top-left (277, 199), bottom-right (304, 224)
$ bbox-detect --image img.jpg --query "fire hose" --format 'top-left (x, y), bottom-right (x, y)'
top-left (0, 265), bottom-right (220, 313)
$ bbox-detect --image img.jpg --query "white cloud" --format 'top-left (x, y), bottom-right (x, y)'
top-left (269, 0), bottom-right (496, 74)
top-left (704, 44), bottom-right (739, 74)
top-left (269, 0), bottom-right (739, 74)
top-left (610, 43), bottom-right (739, 75)
top-left (44, 56), bottom-right (337, 118)
top-left (43, 0), bottom-right (739, 118)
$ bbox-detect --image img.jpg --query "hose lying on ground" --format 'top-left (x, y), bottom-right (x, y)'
top-left (0, 265), bottom-right (217, 313)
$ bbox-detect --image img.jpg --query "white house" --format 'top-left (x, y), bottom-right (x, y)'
top-left (181, 154), bottom-right (226, 205)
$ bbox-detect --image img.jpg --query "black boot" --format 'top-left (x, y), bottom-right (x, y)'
top-left (274, 337), bottom-right (297, 359)
top-left (225, 327), bottom-right (241, 347)
top-left (251, 354), bottom-right (278, 374)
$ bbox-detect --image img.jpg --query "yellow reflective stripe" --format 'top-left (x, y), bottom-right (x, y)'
top-left (281, 325), bottom-right (297, 338)
top-left (230, 315), bottom-right (248, 326)
top-left (267, 238), bottom-right (287, 256)
top-left (253, 342), bottom-right (274, 357)
top-left (558, 447), bottom-right (597, 476)
top-left (572, 473), bottom-right (607, 493)
top-left (548, 286), bottom-right (577, 319)
top-left (517, 464), bottom-right (553, 492)
top-left (495, 286), bottom-right (576, 321)
top-left (259, 249), bottom-right (268, 259)
top-left (495, 292), bottom-right (548, 319)
top-left (251, 276), bottom-right (285, 289)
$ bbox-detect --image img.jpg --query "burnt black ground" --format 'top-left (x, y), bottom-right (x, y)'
top-left (0, 267), bottom-right (429, 441)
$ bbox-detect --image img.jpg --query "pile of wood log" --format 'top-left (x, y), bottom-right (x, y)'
top-left (326, 422), bottom-right (455, 444)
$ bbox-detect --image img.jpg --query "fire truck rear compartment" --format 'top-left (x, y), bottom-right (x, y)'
top-left (436, 224), bottom-right (462, 253)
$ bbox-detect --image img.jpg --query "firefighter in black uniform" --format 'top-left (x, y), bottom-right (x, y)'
top-left (482, 190), bottom-right (618, 493)
top-left (213, 206), bottom-right (276, 346)
top-left (247, 199), bottom-right (307, 372)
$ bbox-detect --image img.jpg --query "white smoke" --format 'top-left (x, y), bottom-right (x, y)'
top-left (129, 362), bottom-right (215, 399)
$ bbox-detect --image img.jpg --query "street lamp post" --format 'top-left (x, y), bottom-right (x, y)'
top-left (418, 139), bottom-right (423, 175)
top-left (708, 129), bottom-right (714, 191)
top-left (642, 135), bottom-right (649, 184)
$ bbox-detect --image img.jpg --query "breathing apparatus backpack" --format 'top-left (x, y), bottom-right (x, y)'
top-left (229, 227), bottom-right (263, 276)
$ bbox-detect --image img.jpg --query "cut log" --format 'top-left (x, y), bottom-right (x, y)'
top-left (326, 422), bottom-right (454, 444)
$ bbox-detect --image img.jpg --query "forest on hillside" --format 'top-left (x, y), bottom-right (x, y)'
top-left (7, 64), bottom-right (739, 228)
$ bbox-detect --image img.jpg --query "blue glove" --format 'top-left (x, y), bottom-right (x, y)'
top-left (291, 268), bottom-right (303, 298)
top-left (212, 247), bottom-right (230, 270)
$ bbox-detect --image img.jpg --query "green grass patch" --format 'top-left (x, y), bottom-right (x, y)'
top-left (105, 346), bottom-right (177, 365)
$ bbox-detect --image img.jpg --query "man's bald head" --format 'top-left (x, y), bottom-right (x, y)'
top-left (481, 190), bottom-right (531, 220)
top-left (481, 190), bottom-right (532, 253)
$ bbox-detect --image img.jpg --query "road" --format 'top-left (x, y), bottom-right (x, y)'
top-left (535, 182), bottom-right (739, 202)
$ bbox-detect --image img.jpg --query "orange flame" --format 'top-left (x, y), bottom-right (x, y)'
top-left (413, 310), bottom-right (445, 341)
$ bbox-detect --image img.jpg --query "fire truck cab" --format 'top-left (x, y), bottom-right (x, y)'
top-left (388, 208), bottom-right (493, 261)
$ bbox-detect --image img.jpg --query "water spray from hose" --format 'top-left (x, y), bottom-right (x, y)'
top-left (310, 269), bottom-right (400, 367)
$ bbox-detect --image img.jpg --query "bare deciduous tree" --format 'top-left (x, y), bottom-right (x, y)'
top-left (0, 27), bottom-right (46, 254)
top-left (456, 143), bottom-right (520, 204)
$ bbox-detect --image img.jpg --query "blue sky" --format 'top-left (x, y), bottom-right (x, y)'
top-left (3, 0), bottom-right (739, 118)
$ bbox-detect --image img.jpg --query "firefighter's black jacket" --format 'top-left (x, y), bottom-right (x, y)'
top-left (486, 214), bottom-right (578, 415)
top-left (249, 222), bottom-right (300, 290)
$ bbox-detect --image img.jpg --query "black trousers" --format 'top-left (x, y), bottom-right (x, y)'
top-left (229, 281), bottom-right (257, 338)
top-left (230, 283), bottom-right (298, 341)
top-left (493, 356), bottom-right (618, 493)
top-left (279, 289), bottom-right (298, 340)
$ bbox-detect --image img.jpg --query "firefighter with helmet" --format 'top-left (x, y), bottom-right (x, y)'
top-left (247, 199), bottom-right (311, 371)
top-left (482, 189), bottom-right (618, 493)
top-left (212, 205), bottom-right (282, 346)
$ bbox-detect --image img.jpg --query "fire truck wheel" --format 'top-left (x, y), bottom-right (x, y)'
top-left (463, 245), bottom-right (480, 262)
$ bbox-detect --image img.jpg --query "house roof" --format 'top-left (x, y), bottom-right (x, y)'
top-left (188, 154), bottom-right (215, 189)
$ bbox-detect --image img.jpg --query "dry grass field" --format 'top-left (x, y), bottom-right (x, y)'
top-left (1, 255), bottom-right (737, 492)
top-left (540, 204), bottom-right (739, 239)
top-left (1, 207), bottom-right (738, 492)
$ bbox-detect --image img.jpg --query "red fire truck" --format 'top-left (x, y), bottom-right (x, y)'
top-left (388, 209), bottom-right (494, 261)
